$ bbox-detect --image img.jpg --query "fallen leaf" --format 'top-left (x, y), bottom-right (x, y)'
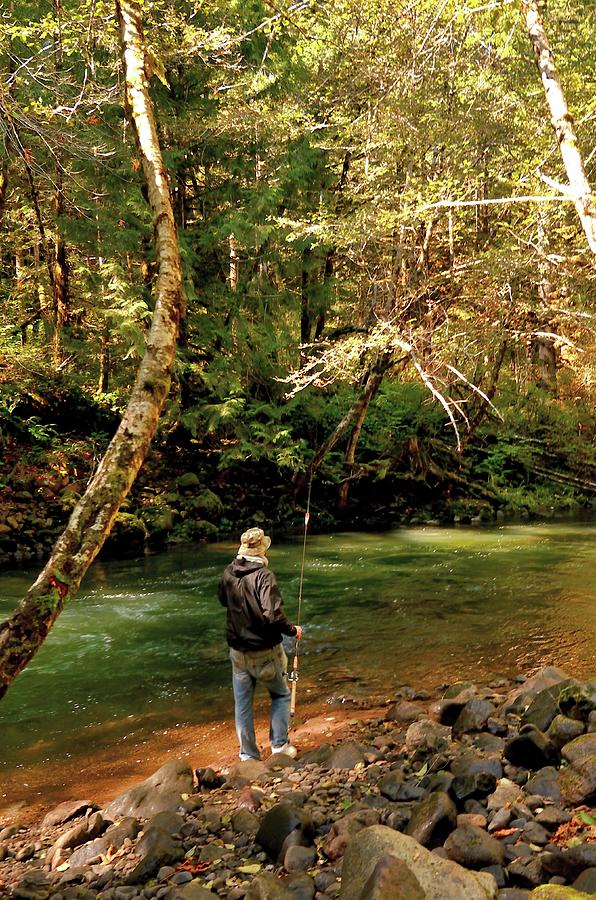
top-left (238, 863), bottom-right (262, 874)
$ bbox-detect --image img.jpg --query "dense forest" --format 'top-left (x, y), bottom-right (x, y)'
top-left (1, 0), bottom-right (595, 605)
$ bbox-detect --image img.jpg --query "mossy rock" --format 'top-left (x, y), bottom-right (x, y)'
top-left (176, 472), bottom-right (201, 490)
top-left (140, 505), bottom-right (177, 533)
top-left (193, 489), bottom-right (224, 518)
top-left (169, 518), bottom-right (218, 543)
top-left (103, 512), bottom-right (148, 558)
top-left (558, 681), bottom-right (596, 722)
top-left (529, 886), bottom-right (592, 898)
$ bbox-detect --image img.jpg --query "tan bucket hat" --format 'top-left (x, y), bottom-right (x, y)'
top-left (237, 526), bottom-right (272, 558)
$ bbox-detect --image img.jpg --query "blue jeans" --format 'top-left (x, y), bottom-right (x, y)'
top-left (230, 644), bottom-right (291, 760)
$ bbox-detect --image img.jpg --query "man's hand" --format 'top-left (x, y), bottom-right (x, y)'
top-left (294, 625), bottom-right (303, 640)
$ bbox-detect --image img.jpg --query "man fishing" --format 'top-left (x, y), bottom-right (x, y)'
top-left (218, 527), bottom-right (303, 761)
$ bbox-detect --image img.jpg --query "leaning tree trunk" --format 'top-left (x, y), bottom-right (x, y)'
top-left (293, 355), bottom-right (392, 499)
top-left (337, 369), bottom-right (385, 511)
top-left (0, 0), bottom-right (184, 700)
top-left (521, 0), bottom-right (596, 255)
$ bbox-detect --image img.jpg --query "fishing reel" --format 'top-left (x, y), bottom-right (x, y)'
top-left (288, 668), bottom-right (299, 683)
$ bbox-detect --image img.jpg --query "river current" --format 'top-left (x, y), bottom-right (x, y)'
top-left (0, 519), bottom-right (594, 812)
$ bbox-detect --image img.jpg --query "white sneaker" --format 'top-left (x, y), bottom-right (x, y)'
top-left (271, 743), bottom-right (297, 758)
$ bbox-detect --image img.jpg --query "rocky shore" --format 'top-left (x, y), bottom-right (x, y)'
top-left (1, 666), bottom-right (594, 900)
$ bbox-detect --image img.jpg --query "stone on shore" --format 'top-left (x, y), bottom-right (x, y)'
top-left (41, 800), bottom-right (97, 828)
top-left (103, 759), bottom-right (194, 820)
top-left (405, 790), bottom-right (457, 848)
top-left (255, 801), bottom-right (315, 862)
top-left (558, 733), bottom-right (596, 804)
top-left (443, 823), bottom-right (505, 869)
top-left (339, 825), bottom-right (498, 899)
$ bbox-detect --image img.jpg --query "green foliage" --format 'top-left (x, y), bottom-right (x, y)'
top-left (1, 0), bottom-right (595, 533)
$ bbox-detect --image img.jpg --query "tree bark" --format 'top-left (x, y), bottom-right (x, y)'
top-left (337, 369), bottom-right (385, 510)
top-left (0, 0), bottom-right (184, 700)
top-left (521, 0), bottom-right (596, 255)
top-left (50, 0), bottom-right (70, 368)
top-left (293, 356), bottom-right (392, 498)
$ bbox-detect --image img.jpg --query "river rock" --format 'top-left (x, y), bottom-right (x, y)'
top-left (525, 767), bottom-right (562, 801)
top-left (284, 872), bottom-right (315, 899)
top-left (324, 809), bottom-right (381, 860)
top-left (503, 668), bottom-right (573, 717)
top-left (558, 681), bottom-right (596, 723)
top-left (355, 852), bottom-right (426, 899)
top-left (452, 752), bottom-right (503, 781)
top-left (284, 844), bottom-right (317, 872)
top-left (123, 812), bottom-right (184, 883)
top-left (68, 815), bottom-right (141, 867)
top-left (558, 732), bottom-right (596, 804)
top-left (444, 824), bottom-right (505, 868)
top-left (227, 758), bottom-right (270, 784)
top-left (528, 887), bottom-right (593, 899)
top-left (572, 868), bottom-right (596, 894)
top-left (504, 725), bottom-right (560, 770)
top-left (486, 778), bottom-right (525, 810)
top-left (546, 716), bottom-right (585, 751)
top-left (454, 700), bottom-right (496, 736)
top-left (231, 806), bottom-right (260, 834)
top-left (535, 804), bottom-right (571, 828)
top-left (405, 719), bottom-right (452, 755)
top-left (103, 759), bottom-right (194, 820)
top-left (256, 802), bottom-right (315, 862)
top-left (405, 790), bottom-right (457, 848)
top-left (443, 682), bottom-right (477, 700)
top-left (325, 741), bottom-right (367, 770)
top-left (378, 769), bottom-right (405, 801)
top-left (340, 825), bottom-right (498, 899)
top-left (46, 810), bottom-right (107, 868)
top-left (41, 799), bottom-right (97, 828)
top-left (385, 701), bottom-right (425, 724)
top-left (522, 680), bottom-right (577, 732)
top-left (245, 871), bottom-right (296, 899)
top-left (507, 855), bottom-right (544, 888)
top-left (541, 844), bottom-right (596, 882)
top-left (167, 884), bottom-right (221, 899)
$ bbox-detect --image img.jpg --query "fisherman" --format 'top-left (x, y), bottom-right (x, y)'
top-left (218, 527), bottom-right (303, 760)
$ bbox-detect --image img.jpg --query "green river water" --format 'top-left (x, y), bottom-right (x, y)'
top-left (0, 519), bottom-right (595, 812)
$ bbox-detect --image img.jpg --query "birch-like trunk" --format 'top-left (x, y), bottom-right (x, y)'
top-left (521, 0), bottom-right (596, 254)
top-left (0, 0), bottom-right (184, 700)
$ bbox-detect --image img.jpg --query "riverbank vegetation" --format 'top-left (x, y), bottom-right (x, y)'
top-left (1, 0), bottom-right (596, 570)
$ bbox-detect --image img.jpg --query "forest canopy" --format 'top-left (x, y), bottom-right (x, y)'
top-left (1, 0), bottom-right (595, 526)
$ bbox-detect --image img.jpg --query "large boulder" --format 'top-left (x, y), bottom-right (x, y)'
top-left (103, 760), bottom-right (194, 820)
top-left (340, 825), bottom-right (498, 900)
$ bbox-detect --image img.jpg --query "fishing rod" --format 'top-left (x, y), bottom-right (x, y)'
top-left (289, 478), bottom-right (312, 716)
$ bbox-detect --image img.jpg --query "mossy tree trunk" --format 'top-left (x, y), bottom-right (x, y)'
top-left (0, 0), bottom-right (184, 700)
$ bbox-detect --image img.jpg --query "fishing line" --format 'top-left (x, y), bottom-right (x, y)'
top-left (289, 476), bottom-right (312, 715)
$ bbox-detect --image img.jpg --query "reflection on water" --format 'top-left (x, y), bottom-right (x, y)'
top-left (0, 519), bottom-right (595, 782)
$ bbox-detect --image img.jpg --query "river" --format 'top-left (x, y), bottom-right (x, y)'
top-left (1, 519), bottom-right (595, 818)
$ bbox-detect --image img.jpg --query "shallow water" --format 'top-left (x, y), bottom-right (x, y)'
top-left (0, 519), bottom-right (595, 806)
